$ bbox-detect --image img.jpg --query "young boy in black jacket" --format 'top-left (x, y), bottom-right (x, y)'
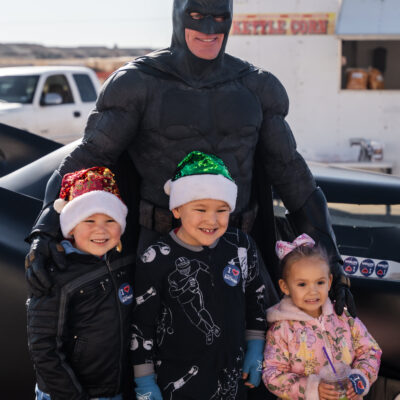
top-left (132, 152), bottom-right (270, 400)
top-left (27, 167), bottom-right (134, 400)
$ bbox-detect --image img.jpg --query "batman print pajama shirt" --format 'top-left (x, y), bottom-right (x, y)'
top-left (132, 227), bottom-right (268, 400)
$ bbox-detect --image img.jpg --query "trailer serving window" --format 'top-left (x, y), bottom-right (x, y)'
top-left (341, 40), bottom-right (400, 90)
top-left (336, 0), bottom-right (400, 90)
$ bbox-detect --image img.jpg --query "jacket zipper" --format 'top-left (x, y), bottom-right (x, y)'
top-left (318, 318), bottom-right (335, 363)
top-left (58, 265), bottom-right (110, 393)
top-left (106, 256), bottom-right (123, 394)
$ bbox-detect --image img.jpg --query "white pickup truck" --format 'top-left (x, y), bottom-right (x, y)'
top-left (0, 66), bottom-right (101, 143)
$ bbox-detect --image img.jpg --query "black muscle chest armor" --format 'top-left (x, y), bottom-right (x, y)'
top-left (129, 76), bottom-right (262, 212)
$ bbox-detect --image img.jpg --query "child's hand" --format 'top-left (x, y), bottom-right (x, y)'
top-left (346, 382), bottom-right (362, 400)
top-left (318, 381), bottom-right (340, 400)
top-left (242, 339), bottom-right (264, 388)
top-left (134, 374), bottom-right (163, 400)
top-left (242, 371), bottom-right (255, 388)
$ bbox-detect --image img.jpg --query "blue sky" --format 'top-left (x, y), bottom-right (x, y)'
top-left (2, 1), bottom-right (174, 48)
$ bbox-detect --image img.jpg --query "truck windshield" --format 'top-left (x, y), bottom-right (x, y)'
top-left (0, 75), bottom-right (39, 104)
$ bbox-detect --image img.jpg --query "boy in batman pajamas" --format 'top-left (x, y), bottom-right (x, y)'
top-left (132, 152), bottom-right (268, 400)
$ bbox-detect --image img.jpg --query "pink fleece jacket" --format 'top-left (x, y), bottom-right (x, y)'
top-left (262, 296), bottom-right (381, 400)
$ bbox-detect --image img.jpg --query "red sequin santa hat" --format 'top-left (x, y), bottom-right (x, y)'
top-left (54, 167), bottom-right (128, 238)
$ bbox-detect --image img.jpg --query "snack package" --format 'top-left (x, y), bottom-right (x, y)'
top-left (346, 68), bottom-right (368, 90)
top-left (368, 68), bottom-right (384, 90)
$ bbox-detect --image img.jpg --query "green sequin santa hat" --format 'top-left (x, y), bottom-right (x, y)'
top-left (164, 151), bottom-right (237, 211)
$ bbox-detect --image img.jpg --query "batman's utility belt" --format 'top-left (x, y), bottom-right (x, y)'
top-left (139, 199), bottom-right (258, 235)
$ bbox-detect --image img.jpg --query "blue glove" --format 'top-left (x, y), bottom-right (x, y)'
top-left (134, 374), bottom-right (163, 400)
top-left (242, 339), bottom-right (265, 388)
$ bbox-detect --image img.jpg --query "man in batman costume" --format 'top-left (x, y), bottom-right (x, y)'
top-left (26, 1), bottom-right (355, 398)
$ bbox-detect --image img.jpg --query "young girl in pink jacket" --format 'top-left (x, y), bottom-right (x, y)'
top-left (262, 234), bottom-right (381, 400)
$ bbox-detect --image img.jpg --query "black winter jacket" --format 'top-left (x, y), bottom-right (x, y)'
top-left (27, 250), bottom-right (135, 400)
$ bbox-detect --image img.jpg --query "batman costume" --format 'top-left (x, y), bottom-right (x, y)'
top-left (27, 1), bottom-right (355, 397)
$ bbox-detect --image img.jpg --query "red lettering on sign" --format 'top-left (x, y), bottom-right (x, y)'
top-left (232, 21), bottom-right (241, 35)
top-left (278, 20), bottom-right (287, 34)
top-left (232, 16), bottom-right (332, 36)
top-left (243, 21), bottom-right (251, 35)
top-left (309, 20), bottom-right (317, 34)
top-left (308, 19), bottom-right (328, 34)
top-left (268, 20), bottom-right (277, 34)
top-left (232, 21), bottom-right (251, 35)
top-left (267, 20), bottom-right (287, 34)
top-left (291, 20), bottom-right (308, 34)
top-left (318, 20), bottom-right (328, 34)
top-left (253, 20), bottom-right (267, 35)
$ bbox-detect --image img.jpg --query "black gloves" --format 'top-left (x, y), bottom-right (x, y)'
top-left (330, 262), bottom-right (357, 317)
top-left (25, 233), bottom-right (67, 297)
top-left (25, 170), bottom-right (65, 296)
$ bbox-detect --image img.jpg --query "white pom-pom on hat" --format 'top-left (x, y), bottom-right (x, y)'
top-left (54, 198), bottom-right (68, 213)
top-left (164, 179), bottom-right (172, 196)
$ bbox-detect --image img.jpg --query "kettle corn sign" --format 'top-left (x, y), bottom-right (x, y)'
top-left (232, 13), bottom-right (336, 36)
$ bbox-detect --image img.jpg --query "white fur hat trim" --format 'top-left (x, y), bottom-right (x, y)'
top-left (165, 174), bottom-right (237, 212)
top-left (59, 190), bottom-right (128, 238)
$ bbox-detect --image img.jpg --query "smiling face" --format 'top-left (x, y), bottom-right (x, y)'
top-left (279, 257), bottom-right (333, 318)
top-left (69, 213), bottom-right (121, 257)
top-left (172, 199), bottom-right (230, 246)
top-left (185, 13), bottom-right (225, 59)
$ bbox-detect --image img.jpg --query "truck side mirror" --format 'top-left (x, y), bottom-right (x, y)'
top-left (42, 93), bottom-right (63, 106)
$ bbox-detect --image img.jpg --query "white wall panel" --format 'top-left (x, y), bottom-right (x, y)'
top-left (228, 0), bottom-right (400, 174)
